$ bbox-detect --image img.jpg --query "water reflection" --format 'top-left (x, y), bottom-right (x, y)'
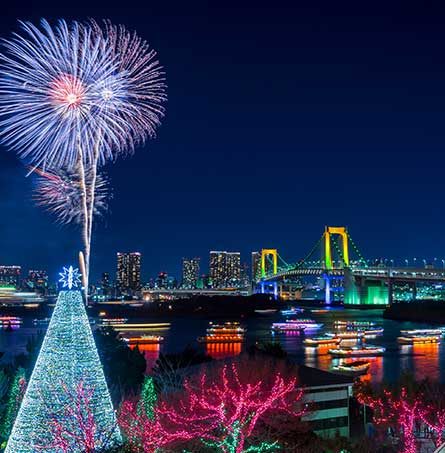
top-left (205, 342), bottom-right (242, 360)
top-left (412, 343), bottom-right (440, 381)
top-left (130, 343), bottom-right (160, 374)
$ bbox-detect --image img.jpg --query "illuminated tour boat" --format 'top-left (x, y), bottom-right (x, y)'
top-left (334, 320), bottom-right (375, 328)
top-left (0, 316), bottom-right (22, 325)
top-left (198, 321), bottom-right (246, 343)
top-left (362, 327), bottom-right (384, 336)
top-left (32, 317), bottom-right (51, 325)
top-left (280, 307), bottom-right (304, 316)
top-left (122, 335), bottom-right (164, 345)
top-left (397, 335), bottom-right (441, 345)
top-left (331, 360), bottom-right (371, 375)
top-left (272, 319), bottom-right (323, 331)
top-left (0, 316), bottom-right (22, 330)
top-left (304, 336), bottom-right (341, 347)
top-left (400, 328), bottom-right (444, 336)
top-left (206, 322), bottom-right (246, 335)
top-left (327, 331), bottom-right (365, 340)
top-left (329, 345), bottom-right (386, 357)
top-left (99, 317), bottom-right (129, 326)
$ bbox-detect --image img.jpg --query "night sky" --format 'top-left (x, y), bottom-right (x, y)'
top-left (2, 0), bottom-right (445, 282)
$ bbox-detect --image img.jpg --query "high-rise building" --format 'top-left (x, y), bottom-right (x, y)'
top-left (251, 252), bottom-right (261, 281)
top-left (26, 270), bottom-right (48, 292)
top-left (209, 251), bottom-right (241, 288)
top-left (209, 251), bottom-right (226, 288)
top-left (240, 263), bottom-right (250, 287)
top-left (226, 252), bottom-right (241, 287)
top-left (101, 272), bottom-right (111, 296)
top-left (116, 252), bottom-right (141, 292)
top-left (182, 258), bottom-right (200, 289)
top-left (0, 266), bottom-right (21, 288)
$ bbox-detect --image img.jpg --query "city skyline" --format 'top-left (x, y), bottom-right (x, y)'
top-left (3, 2), bottom-right (445, 281)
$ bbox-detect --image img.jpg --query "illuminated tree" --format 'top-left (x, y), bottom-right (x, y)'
top-left (0, 368), bottom-right (26, 442)
top-left (140, 376), bottom-right (157, 420)
top-left (357, 387), bottom-right (420, 453)
top-left (4, 286), bottom-right (121, 453)
top-left (122, 359), bottom-right (306, 453)
top-left (119, 398), bottom-right (205, 453)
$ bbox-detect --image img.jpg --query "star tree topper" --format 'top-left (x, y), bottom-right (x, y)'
top-left (59, 266), bottom-right (82, 290)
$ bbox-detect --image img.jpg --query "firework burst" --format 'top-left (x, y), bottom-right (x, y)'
top-left (0, 19), bottom-right (167, 168)
top-left (33, 167), bottom-right (110, 225)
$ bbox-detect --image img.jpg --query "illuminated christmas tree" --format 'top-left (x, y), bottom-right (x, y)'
top-left (0, 368), bottom-right (26, 443)
top-left (5, 267), bottom-right (121, 453)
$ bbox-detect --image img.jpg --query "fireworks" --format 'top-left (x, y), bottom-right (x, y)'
top-left (0, 18), bottom-right (167, 294)
top-left (90, 20), bottom-right (167, 158)
top-left (33, 167), bottom-right (110, 225)
top-left (0, 19), bottom-right (166, 168)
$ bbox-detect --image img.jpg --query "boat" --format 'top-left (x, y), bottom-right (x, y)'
top-left (311, 309), bottom-right (329, 313)
top-left (400, 328), bottom-right (444, 336)
top-left (198, 321), bottom-right (246, 343)
top-left (362, 327), bottom-right (384, 336)
top-left (271, 322), bottom-right (306, 332)
top-left (334, 320), bottom-right (375, 328)
top-left (329, 345), bottom-right (386, 357)
top-left (197, 334), bottom-right (244, 343)
top-left (398, 335), bottom-right (440, 345)
top-left (99, 317), bottom-right (129, 326)
top-left (280, 307), bottom-right (304, 316)
top-left (0, 316), bottom-right (22, 325)
top-left (254, 309), bottom-right (278, 314)
top-left (331, 360), bottom-right (371, 375)
top-left (274, 319), bottom-right (323, 330)
top-left (329, 331), bottom-right (364, 340)
top-left (122, 335), bottom-right (164, 345)
top-left (207, 322), bottom-right (246, 335)
top-left (33, 317), bottom-right (51, 325)
top-left (304, 336), bottom-right (340, 346)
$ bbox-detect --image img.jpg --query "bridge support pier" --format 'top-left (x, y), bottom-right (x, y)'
top-left (259, 281), bottom-right (278, 300)
top-left (324, 274), bottom-right (331, 305)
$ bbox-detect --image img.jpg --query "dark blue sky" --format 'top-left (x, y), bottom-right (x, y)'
top-left (2, 0), bottom-right (445, 282)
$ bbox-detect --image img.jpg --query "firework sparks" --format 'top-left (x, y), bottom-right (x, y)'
top-left (0, 19), bottom-right (167, 168)
top-left (33, 167), bottom-right (110, 225)
top-left (90, 19), bottom-right (167, 158)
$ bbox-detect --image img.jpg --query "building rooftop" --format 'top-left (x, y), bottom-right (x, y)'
top-left (290, 362), bottom-right (354, 387)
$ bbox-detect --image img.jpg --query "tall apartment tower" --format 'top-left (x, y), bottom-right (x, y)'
top-left (182, 258), bottom-right (200, 289)
top-left (251, 251), bottom-right (261, 281)
top-left (209, 251), bottom-right (226, 288)
top-left (116, 252), bottom-right (142, 292)
top-left (226, 252), bottom-right (241, 286)
top-left (209, 251), bottom-right (241, 288)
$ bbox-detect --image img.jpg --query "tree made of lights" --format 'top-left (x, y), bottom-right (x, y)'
top-left (5, 267), bottom-right (121, 452)
top-left (0, 368), bottom-right (26, 443)
top-left (120, 361), bottom-right (307, 453)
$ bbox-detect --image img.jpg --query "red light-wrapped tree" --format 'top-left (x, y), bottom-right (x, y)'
top-left (357, 387), bottom-right (420, 453)
top-left (120, 359), bottom-right (307, 452)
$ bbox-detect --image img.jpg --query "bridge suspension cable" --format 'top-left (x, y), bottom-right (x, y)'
top-left (295, 234), bottom-right (324, 268)
top-left (346, 231), bottom-right (368, 267)
top-left (331, 235), bottom-right (348, 268)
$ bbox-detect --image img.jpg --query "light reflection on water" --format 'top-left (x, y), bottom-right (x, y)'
top-left (1, 307), bottom-right (445, 383)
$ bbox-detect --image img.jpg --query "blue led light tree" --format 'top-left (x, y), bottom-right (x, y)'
top-left (5, 267), bottom-right (121, 452)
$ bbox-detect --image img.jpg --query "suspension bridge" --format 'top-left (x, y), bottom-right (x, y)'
top-left (256, 226), bottom-right (445, 305)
